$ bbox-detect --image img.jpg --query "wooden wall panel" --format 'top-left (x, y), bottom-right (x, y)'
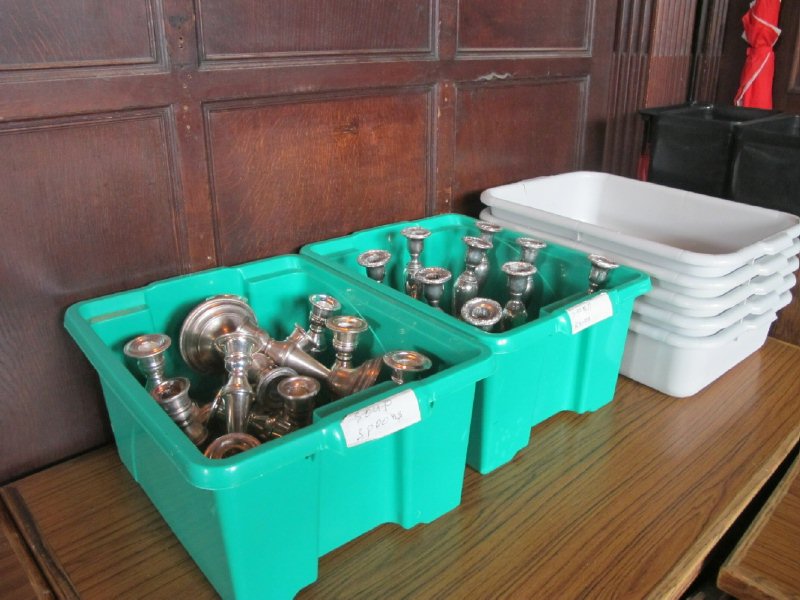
top-left (644, 0), bottom-right (697, 107)
top-left (0, 0), bottom-right (623, 482)
top-left (458, 0), bottom-right (592, 52)
top-left (453, 79), bottom-right (587, 215)
top-left (206, 90), bottom-right (431, 263)
top-left (0, 0), bottom-right (161, 72)
top-left (0, 111), bottom-right (187, 482)
top-left (197, 0), bottom-right (433, 61)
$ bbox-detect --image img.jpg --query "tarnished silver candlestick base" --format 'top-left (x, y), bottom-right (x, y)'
top-left (401, 226), bottom-right (432, 299)
top-left (587, 254), bottom-right (619, 293)
top-left (461, 297), bottom-right (503, 332)
top-left (453, 236), bottom-right (492, 317)
top-left (475, 221), bottom-right (502, 290)
top-left (204, 432), bottom-right (261, 459)
top-left (215, 331), bottom-right (262, 435)
top-left (327, 315), bottom-right (369, 369)
top-left (383, 350), bottom-right (432, 385)
top-left (306, 293), bottom-right (341, 354)
top-left (415, 266), bottom-right (452, 311)
top-left (179, 294), bottom-right (257, 374)
top-left (516, 237), bottom-right (546, 304)
top-left (501, 261), bottom-right (536, 330)
top-left (357, 249), bottom-right (392, 284)
top-left (151, 377), bottom-right (209, 447)
top-left (124, 333), bottom-right (172, 392)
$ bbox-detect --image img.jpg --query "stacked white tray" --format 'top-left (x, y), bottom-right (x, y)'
top-left (479, 171), bottom-right (800, 397)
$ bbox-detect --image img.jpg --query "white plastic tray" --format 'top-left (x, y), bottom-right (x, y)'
top-left (644, 257), bottom-right (798, 317)
top-left (479, 209), bottom-right (800, 299)
top-left (621, 309), bottom-right (778, 397)
top-left (481, 171), bottom-right (800, 278)
top-left (634, 283), bottom-right (793, 338)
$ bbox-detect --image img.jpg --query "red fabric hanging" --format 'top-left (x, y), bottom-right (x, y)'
top-left (735, 0), bottom-right (782, 109)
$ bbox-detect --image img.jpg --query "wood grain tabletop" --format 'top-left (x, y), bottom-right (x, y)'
top-left (718, 453), bottom-right (800, 600)
top-left (3, 337), bottom-right (800, 599)
top-left (0, 500), bottom-right (51, 599)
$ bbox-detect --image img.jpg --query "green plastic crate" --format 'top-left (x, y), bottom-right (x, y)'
top-left (301, 214), bottom-right (651, 474)
top-left (64, 254), bottom-right (493, 599)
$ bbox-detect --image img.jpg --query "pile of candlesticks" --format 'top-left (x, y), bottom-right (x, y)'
top-left (356, 221), bottom-right (618, 332)
top-left (123, 294), bottom-right (432, 459)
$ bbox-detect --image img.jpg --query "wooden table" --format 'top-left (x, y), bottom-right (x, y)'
top-left (718, 453), bottom-right (800, 600)
top-left (0, 501), bottom-right (51, 599)
top-left (3, 337), bottom-right (800, 599)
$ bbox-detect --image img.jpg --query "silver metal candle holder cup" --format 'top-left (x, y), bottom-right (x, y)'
top-left (461, 297), bottom-right (503, 332)
top-left (383, 350), bottom-right (432, 385)
top-left (587, 254), bottom-right (619, 293)
top-left (276, 375), bottom-right (320, 429)
top-left (151, 377), bottom-right (209, 447)
top-left (415, 266), bottom-right (452, 311)
top-left (453, 236), bottom-right (492, 317)
top-left (501, 261), bottom-right (536, 330)
top-left (401, 226), bottom-right (432, 299)
top-left (124, 333), bottom-right (172, 392)
top-left (327, 315), bottom-right (369, 370)
top-left (203, 432), bottom-right (261, 460)
top-left (357, 249), bottom-right (392, 284)
top-left (306, 293), bottom-right (341, 354)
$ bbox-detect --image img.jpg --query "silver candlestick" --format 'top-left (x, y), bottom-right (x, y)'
top-left (215, 331), bottom-right (263, 435)
top-left (415, 267), bottom-right (452, 311)
top-left (401, 226), bottom-right (432, 299)
top-left (461, 297), bottom-right (503, 332)
top-left (501, 261), bottom-right (536, 330)
top-left (305, 293), bottom-right (341, 354)
top-left (327, 315), bottom-right (369, 370)
top-left (204, 432), bottom-right (261, 459)
top-left (124, 333), bottom-right (172, 392)
top-left (475, 221), bottom-right (502, 290)
top-left (357, 250), bottom-right (392, 284)
top-left (587, 254), bottom-right (619, 293)
top-left (453, 236), bottom-right (492, 318)
top-left (383, 350), bottom-right (432, 385)
top-left (516, 237), bottom-right (546, 304)
top-left (151, 377), bottom-right (209, 447)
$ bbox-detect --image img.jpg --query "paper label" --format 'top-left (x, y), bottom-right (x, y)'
top-left (340, 389), bottom-right (422, 448)
top-left (566, 292), bottom-right (613, 334)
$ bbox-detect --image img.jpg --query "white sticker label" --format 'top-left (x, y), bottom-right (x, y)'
top-left (566, 292), bottom-right (614, 334)
top-left (340, 389), bottom-right (422, 448)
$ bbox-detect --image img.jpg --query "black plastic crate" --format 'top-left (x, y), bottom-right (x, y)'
top-left (731, 114), bottom-right (800, 214)
top-left (639, 103), bottom-right (778, 198)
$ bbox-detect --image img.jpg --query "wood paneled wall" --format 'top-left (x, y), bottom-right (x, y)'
top-left (0, 0), bottom-right (619, 482)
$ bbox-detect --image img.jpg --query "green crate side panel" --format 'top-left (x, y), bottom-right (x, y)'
top-left (65, 254), bottom-right (494, 600)
top-left (215, 463), bottom-right (321, 600)
top-left (317, 378), bottom-right (476, 555)
top-left (464, 295), bottom-right (635, 474)
top-left (99, 380), bottom-right (240, 599)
